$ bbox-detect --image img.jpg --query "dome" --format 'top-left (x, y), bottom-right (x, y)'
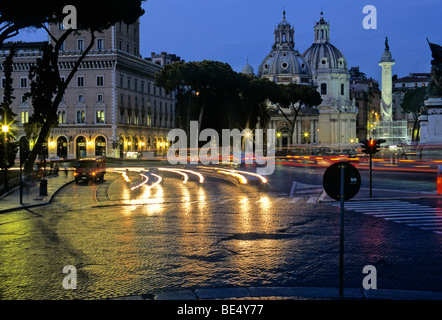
top-left (241, 61), bottom-right (254, 75)
top-left (302, 42), bottom-right (348, 71)
top-left (257, 10), bottom-right (312, 84)
top-left (258, 50), bottom-right (311, 78)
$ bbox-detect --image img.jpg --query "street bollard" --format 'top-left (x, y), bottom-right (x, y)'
top-left (40, 179), bottom-right (48, 196)
top-left (438, 165), bottom-right (442, 194)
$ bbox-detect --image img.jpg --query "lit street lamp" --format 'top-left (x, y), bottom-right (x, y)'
top-left (2, 124), bottom-right (9, 189)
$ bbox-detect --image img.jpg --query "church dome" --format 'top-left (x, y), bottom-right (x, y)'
top-left (241, 60), bottom-right (254, 75)
top-left (302, 12), bottom-right (348, 73)
top-left (302, 42), bottom-right (347, 71)
top-left (257, 10), bottom-right (312, 84)
top-left (258, 50), bottom-right (311, 78)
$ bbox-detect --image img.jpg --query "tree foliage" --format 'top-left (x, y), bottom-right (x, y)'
top-left (401, 86), bottom-right (428, 141)
top-left (0, 46), bottom-right (18, 170)
top-left (156, 60), bottom-right (323, 145)
top-left (3, 1), bottom-right (146, 173)
top-left (0, 0), bottom-right (145, 46)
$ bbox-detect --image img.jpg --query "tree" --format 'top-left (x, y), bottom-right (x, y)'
top-left (0, 46), bottom-right (18, 187)
top-left (0, 1), bottom-right (145, 47)
top-left (13, 1), bottom-right (145, 173)
top-left (272, 83), bottom-right (322, 142)
top-left (401, 86), bottom-right (428, 141)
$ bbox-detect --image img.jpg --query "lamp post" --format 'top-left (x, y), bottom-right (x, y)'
top-left (2, 125), bottom-right (9, 189)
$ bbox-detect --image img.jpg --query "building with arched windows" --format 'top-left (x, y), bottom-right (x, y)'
top-left (246, 11), bottom-right (358, 147)
top-left (0, 21), bottom-right (178, 159)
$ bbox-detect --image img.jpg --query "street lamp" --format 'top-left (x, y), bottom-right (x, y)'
top-left (2, 124), bottom-right (9, 189)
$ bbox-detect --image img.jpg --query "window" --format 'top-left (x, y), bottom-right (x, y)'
top-left (58, 111), bottom-right (66, 124)
top-left (20, 77), bottom-right (28, 88)
top-left (141, 81), bottom-right (145, 93)
top-left (341, 83), bottom-right (345, 96)
top-left (96, 110), bottom-right (105, 124)
top-left (147, 114), bottom-right (152, 127)
top-left (134, 79), bottom-right (138, 91)
top-left (119, 40), bottom-right (122, 51)
top-left (147, 83), bottom-right (151, 94)
top-left (133, 46), bottom-right (137, 56)
top-left (126, 42), bottom-right (130, 54)
top-left (1, 77), bottom-right (6, 88)
top-left (78, 94), bottom-right (84, 103)
top-left (96, 75), bottom-right (104, 87)
top-left (58, 22), bottom-right (64, 30)
top-left (97, 38), bottom-right (103, 50)
top-left (77, 111), bottom-right (85, 123)
top-left (21, 111), bottom-right (29, 124)
top-left (127, 77), bottom-right (131, 89)
top-left (320, 83), bottom-right (327, 95)
top-left (119, 108), bottom-right (124, 124)
top-left (120, 76), bottom-right (124, 87)
top-left (21, 95), bottom-right (27, 103)
top-left (77, 76), bottom-right (85, 87)
top-left (97, 94), bottom-right (103, 102)
top-left (127, 109), bottom-right (131, 124)
top-left (77, 39), bottom-right (84, 51)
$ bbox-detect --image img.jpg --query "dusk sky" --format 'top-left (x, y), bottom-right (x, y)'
top-left (11, 0), bottom-right (442, 82)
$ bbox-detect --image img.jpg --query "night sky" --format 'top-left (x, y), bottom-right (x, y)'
top-left (10, 0), bottom-right (442, 82)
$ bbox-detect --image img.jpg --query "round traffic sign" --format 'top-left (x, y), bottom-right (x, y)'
top-left (323, 161), bottom-right (361, 201)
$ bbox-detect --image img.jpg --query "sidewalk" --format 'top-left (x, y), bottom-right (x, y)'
top-left (0, 171), bottom-right (74, 213)
top-left (111, 286), bottom-right (442, 300)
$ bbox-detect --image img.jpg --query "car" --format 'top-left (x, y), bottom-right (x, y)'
top-left (74, 156), bottom-right (106, 183)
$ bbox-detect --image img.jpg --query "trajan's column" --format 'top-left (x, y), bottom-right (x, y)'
top-left (379, 37), bottom-right (395, 122)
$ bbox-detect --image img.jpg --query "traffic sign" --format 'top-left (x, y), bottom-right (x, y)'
top-left (323, 161), bottom-right (361, 201)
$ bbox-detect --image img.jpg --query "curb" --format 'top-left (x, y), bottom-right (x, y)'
top-left (0, 178), bottom-right (75, 214)
top-left (110, 286), bottom-right (442, 301)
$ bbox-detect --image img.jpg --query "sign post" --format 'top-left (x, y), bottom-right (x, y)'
top-left (323, 161), bottom-right (361, 300)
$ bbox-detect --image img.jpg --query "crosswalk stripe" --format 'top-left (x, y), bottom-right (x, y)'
top-left (290, 197), bottom-right (302, 203)
top-left (329, 200), bottom-right (442, 234)
top-left (384, 216), bottom-right (442, 220)
top-left (307, 197), bottom-right (318, 203)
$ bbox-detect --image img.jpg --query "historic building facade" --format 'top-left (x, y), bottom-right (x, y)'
top-left (249, 11), bottom-right (358, 147)
top-left (0, 20), bottom-right (176, 159)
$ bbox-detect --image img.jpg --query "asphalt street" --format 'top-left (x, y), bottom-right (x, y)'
top-left (0, 164), bottom-right (442, 300)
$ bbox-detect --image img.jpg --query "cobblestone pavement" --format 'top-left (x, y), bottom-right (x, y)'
top-left (1, 169), bottom-right (442, 300)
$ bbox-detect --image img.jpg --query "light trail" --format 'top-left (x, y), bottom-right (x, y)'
top-left (158, 167), bottom-right (204, 183)
top-left (216, 169), bottom-right (248, 184)
top-left (130, 174), bottom-right (149, 190)
top-left (148, 173), bottom-right (163, 189)
top-left (158, 168), bottom-right (189, 183)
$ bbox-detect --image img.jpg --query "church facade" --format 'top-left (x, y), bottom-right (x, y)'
top-left (245, 11), bottom-right (358, 148)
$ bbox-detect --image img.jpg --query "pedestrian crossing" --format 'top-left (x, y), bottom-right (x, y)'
top-left (331, 200), bottom-right (442, 235)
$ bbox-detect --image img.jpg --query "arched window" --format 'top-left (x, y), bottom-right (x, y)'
top-left (341, 83), bottom-right (345, 96)
top-left (77, 111), bottom-right (85, 123)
